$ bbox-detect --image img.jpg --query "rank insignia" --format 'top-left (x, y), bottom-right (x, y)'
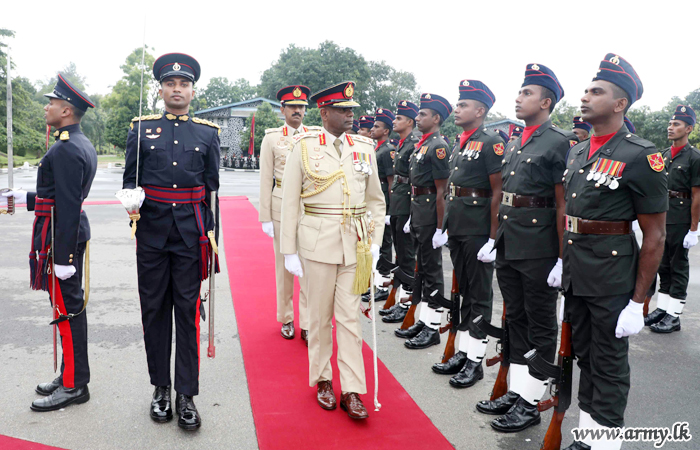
top-left (569, 140), bottom-right (578, 148)
top-left (346, 135), bottom-right (355, 146)
top-left (146, 134), bottom-right (161, 139)
top-left (283, 127), bottom-right (288, 136)
top-left (493, 143), bottom-right (504, 156)
top-left (436, 148), bottom-right (446, 159)
top-left (319, 133), bottom-right (326, 145)
top-left (647, 152), bottom-right (665, 172)
top-left (156, 127), bottom-right (162, 133)
top-left (146, 129), bottom-right (152, 133)
top-left (59, 131), bottom-right (69, 141)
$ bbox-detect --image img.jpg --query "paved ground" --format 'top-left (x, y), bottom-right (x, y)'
top-left (1, 168), bottom-right (698, 449)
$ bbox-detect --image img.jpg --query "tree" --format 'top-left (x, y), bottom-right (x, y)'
top-left (0, 28), bottom-right (14, 60)
top-left (365, 61), bottom-right (419, 112)
top-left (239, 102), bottom-right (281, 156)
top-left (103, 47), bottom-right (156, 151)
top-left (201, 77), bottom-right (256, 108)
top-left (550, 100), bottom-right (579, 130)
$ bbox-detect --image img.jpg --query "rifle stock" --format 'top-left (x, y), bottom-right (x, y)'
top-left (439, 271), bottom-right (460, 363)
top-left (491, 364), bottom-right (509, 401)
top-left (540, 410), bottom-right (565, 450)
top-left (383, 279), bottom-right (398, 310)
top-left (475, 304), bottom-right (510, 400)
top-left (400, 262), bottom-right (420, 330)
top-left (643, 295), bottom-right (651, 318)
top-left (400, 304), bottom-right (416, 329)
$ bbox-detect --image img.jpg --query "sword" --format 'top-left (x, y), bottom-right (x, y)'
top-left (2, 53), bottom-right (14, 215)
top-left (50, 206), bottom-right (57, 372)
top-left (207, 191), bottom-right (217, 358)
top-left (370, 270), bottom-right (381, 411)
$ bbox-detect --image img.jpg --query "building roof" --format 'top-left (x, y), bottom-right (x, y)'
top-left (194, 97), bottom-right (282, 115)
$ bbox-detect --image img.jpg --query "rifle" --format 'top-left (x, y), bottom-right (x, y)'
top-left (525, 313), bottom-right (573, 450)
top-left (642, 295), bottom-right (651, 318)
top-left (437, 271), bottom-right (460, 363)
top-left (382, 267), bottom-right (399, 311)
top-left (399, 262), bottom-right (420, 330)
top-left (474, 304), bottom-right (509, 400)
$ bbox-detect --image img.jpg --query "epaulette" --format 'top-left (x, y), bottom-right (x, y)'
top-left (265, 126), bottom-right (283, 135)
top-left (306, 125), bottom-right (322, 130)
top-left (549, 124), bottom-right (576, 138)
top-left (481, 128), bottom-right (498, 137)
top-left (624, 133), bottom-right (654, 149)
top-left (292, 130), bottom-right (319, 143)
top-left (130, 114), bottom-right (162, 130)
top-left (352, 135), bottom-right (375, 146)
top-left (192, 117), bottom-right (222, 135)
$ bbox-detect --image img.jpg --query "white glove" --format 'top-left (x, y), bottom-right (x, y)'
top-left (683, 229), bottom-right (699, 249)
top-left (403, 216), bottom-right (411, 234)
top-left (55, 264), bottom-right (76, 280)
top-left (284, 253), bottom-right (304, 278)
top-left (559, 295), bottom-right (566, 323)
top-left (615, 300), bottom-right (644, 338)
top-left (547, 258), bottom-right (563, 288)
top-left (139, 190), bottom-right (145, 208)
top-left (1, 188), bottom-right (28, 205)
top-left (432, 228), bottom-right (448, 249)
top-left (477, 238), bottom-right (496, 263)
top-left (261, 221), bottom-right (274, 238)
top-left (385, 215), bottom-right (391, 225)
top-left (632, 220), bottom-right (640, 232)
top-left (370, 244), bottom-right (380, 272)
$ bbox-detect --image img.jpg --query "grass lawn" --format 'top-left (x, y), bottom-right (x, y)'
top-left (0, 154), bottom-right (41, 168)
top-left (97, 155), bottom-right (126, 163)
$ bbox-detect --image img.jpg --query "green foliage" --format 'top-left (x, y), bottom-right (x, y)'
top-left (239, 102), bottom-right (281, 156)
top-left (303, 108), bottom-right (322, 127)
top-left (201, 77), bottom-right (257, 108)
top-left (550, 101), bottom-right (579, 129)
top-left (0, 28), bottom-right (14, 60)
top-left (366, 61), bottom-right (420, 111)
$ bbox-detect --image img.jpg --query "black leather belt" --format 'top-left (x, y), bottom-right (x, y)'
top-left (566, 215), bottom-right (632, 235)
top-left (501, 191), bottom-right (554, 208)
top-left (450, 186), bottom-right (492, 198)
top-left (669, 190), bottom-right (690, 199)
top-left (395, 175), bottom-right (410, 184)
top-left (411, 186), bottom-right (437, 196)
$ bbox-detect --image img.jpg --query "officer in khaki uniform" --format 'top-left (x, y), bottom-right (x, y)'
top-left (561, 54), bottom-right (667, 450)
top-left (645, 105), bottom-right (700, 334)
top-left (432, 80), bottom-right (504, 390)
top-left (259, 85), bottom-right (317, 342)
top-left (280, 81), bottom-right (385, 420)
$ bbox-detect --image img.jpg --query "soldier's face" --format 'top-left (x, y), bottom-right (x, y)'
top-left (358, 128), bottom-right (372, 137)
top-left (44, 99), bottom-right (71, 127)
top-left (416, 109), bottom-right (439, 133)
top-left (159, 77), bottom-right (193, 112)
top-left (515, 86), bottom-right (546, 120)
top-left (281, 104), bottom-right (306, 128)
top-left (580, 80), bottom-right (625, 123)
top-left (322, 107), bottom-right (354, 133)
top-left (573, 128), bottom-right (589, 141)
top-left (454, 99), bottom-right (483, 128)
top-left (668, 119), bottom-right (693, 141)
top-left (370, 122), bottom-right (390, 140)
top-left (393, 115), bottom-right (412, 134)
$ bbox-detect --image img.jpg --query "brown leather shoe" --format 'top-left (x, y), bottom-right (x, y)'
top-left (281, 322), bottom-right (295, 339)
top-left (317, 380), bottom-right (336, 410)
top-left (300, 329), bottom-right (308, 346)
top-left (340, 392), bottom-right (368, 419)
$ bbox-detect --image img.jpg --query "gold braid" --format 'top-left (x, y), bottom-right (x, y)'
top-left (299, 138), bottom-right (352, 224)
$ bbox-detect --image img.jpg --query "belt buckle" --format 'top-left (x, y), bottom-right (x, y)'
top-left (502, 192), bottom-right (513, 207)
top-left (449, 186), bottom-right (456, 196)
top-left (567, 216), bottom-right (579, 233)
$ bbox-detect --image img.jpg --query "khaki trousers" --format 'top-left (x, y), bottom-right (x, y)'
top-left (273, 219), bottom-right (308, 329)
top-left (303, 258), bottom-right (366, 394)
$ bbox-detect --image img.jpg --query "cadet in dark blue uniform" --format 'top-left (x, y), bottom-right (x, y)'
top-left (123, 53), bottom-right (220, 430)
top-left (432, 80), bottom-right (504, 390)
top-left (476, 64), bottom-right (577, 433)
top-left (509, 126), bottom-right (522, 143)
top-left (3, 74), bottom-right (97, 411)
top-left (561, 54), bottom-right (667, 450)
top-left (645, 105), bottom-right (700, 334)
top-left (572, 116), bottom-right (592, 142)
top-left (357, 115), bottom-right (374, 138)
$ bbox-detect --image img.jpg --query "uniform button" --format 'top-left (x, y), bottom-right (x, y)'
top-left (626, 134), bottom-right (631, 138)
top-left (468, 158), bottom-right (472, 161)
top-left (503, 215), bottom-right (508, 220)
top-left (572, 193), bottom-right (577, 198)
top-left (411, 197), bottom-right (414, 201)
top-left (173, 184), bottom-right (177, 188)
top-left (510, 171), bottom-right (515, 176)
top-left (39, 163), bottom-right (42, 167)
top-left (595, 183), bottom-right (600, 188)
top-left (568, 239), bottom-right (573, 245)
top-left (195, 147), bottom-right (200, 151)
top-left (69, 254), bottom-right (73, 258)
top-left (173, 161), bottom-right (178, 166)
top-left (390, 190), bottom-right (393, 193)
top-left (680, 201), bottom-right (684, 205)
top-left (426, 198), bottom-right (430, 202)
top-left (678, 165), bottom-right (682, 169)
top-left (527, 158), bottom-right (532, 163)
top-left (69, 259), bottom-right (73, 263)
top-left (455, 167), bottom-right (459, 170)
top-left (532, 219), bottom-right (537, 224)
top-left (175, 123), bottom-right (179, 127)
top-left (473, 200), bottom-right (478, 205)
top-left (450, 197), bottom-right (454, 201)
top-left (151, 146), bottom-right (155, 149)
top-left (517, 150), bottom-right (522, 154)
top-left (612, 250), bottom-right (618, 256)
top-left (578, 169), bottom-right (584, 173)
top-left (172, 203), bottom-right (176, 207)
top-left (174, 140), bottom-right (179, 144)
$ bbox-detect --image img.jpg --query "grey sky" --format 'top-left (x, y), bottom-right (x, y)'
top-left (5, 0), bottom-right (699, 118)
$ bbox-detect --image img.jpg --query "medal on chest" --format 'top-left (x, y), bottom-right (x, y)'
top-left (353, 151), bottom-right (372, 175)
top-left (586, 158), bottom-right (626, 190)
top-left (462, 141), bottom-right (483, 160)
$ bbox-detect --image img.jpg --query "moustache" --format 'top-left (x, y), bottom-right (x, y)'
top-left (292, 113), bottom-right (301, 117)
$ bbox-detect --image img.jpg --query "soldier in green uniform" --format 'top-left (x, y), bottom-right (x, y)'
top-left (645, 105), bottom-right (699, 334)
top-left (381, 101), bottom-right (419, 323)
top-left (560, 54), bottom-right (667, 450)
top-left (431, 80), bottom-right (504, 390)
top-left (572, 116), bottom-right (592, 142)
top-left (475, 63), bottom-right (577, 433)
top-left (395, 93), bottom-right (451, 349)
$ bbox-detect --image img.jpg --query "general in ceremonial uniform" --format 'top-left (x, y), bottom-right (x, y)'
top-left (357, 114), bottom-right (375, 138)
top-left (280, 82), bottom-right (385, 420)
top-left (476, 64), bottom-right (577, 433)
top-left (573, 116), bottom-right (592, 142)
top-left (123, 53), bottom-right (220, 430)
top-left (395, 93), bottom-right (451, 349)
top-left (561, 54), bottom-right (667, 450)
top-left (2, 74), bottom-right (97, 411)
top-left (432, 80), bottom-right (504, 390)
top-left (645, 105), bottom-right (699, 334)
top-left (381, 100), bottom-right (419, 323)
top-left (259, 85), bottom-right (316, 342)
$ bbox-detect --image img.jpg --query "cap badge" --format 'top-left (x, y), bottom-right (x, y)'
top-left (173, 62), bottom-right (181, 71)
top-left (293, 87), bottom-right (302, 98)
top-left (609, 55), bottom-right (620, 65)
top-left (378, 109), bottom-right (383, 114)
top-left (401, 101), bottom-right (407, 106)
top-left (425, 94), bottom-right (431, 99)
top-left (462, 80), bottom-right (470, 86)
top-left (344, 83), bottom-right (354, 99)
top-left (531, 64), bottom-right (540, 70)
top-left (681, 106), bottom-right (687, 112)
top-left (673, 116), bottom-right (676, 120)
top-left (361, 116), bottom-right (366, 121)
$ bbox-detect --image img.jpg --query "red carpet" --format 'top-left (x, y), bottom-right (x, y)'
top-left (220, 196), bottom-right (453, 450)
top-left (0, 436), bottom-right (68, 450)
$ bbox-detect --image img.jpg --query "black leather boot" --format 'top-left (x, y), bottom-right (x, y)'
top-left (405, 326), bottom-right (440, 349)
top-left (476, 390), bottom-right (519, 415)
top-left (30, 385), bottom-right (90, 412)
top-left (649, 314), bottom-right (681, 333)
top-left (379, 302), bottom-right (400, 317)
top-left (432, 351), bottom-right (468, 375)
top-left (394, 320), bottom-right (424, 338)
top-left (563, 441), bottom-right (591, 450)
top-left (449, 359), bottom-right (483, 388)
top-left (176, 393), bottom-right (201, 431)
top-left (150, 385), bottom-right (173, 422)
top-left (363, 287), bottom-right (389, 303)
top-left (644, 308), bottom-right (666, 326)
top-left (490, 397), bottom-right (541, 432)
top-left (382, 306), bottom-right (409, 324)
top-left (35, 375), bottom-right (63, 396)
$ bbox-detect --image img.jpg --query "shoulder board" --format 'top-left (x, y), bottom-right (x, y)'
top-left (306, 125), bottom-right (322, 130)
top-left (481, 128), bottom-right (498, 137)
top-left (690, 146), bottom-right (700, 156)
top-left (548, 124), bottom-right (576, 139)
top-left (130, 114), bottom-right (162, 130)
top-left (265, 126), bottom-right (283, 135)
top-left (624, 133), bottom-right (654, 149)
top-left (292, 131), bottom-right (319, 143)
top-left (192, 117), bottom-right (222, 135)
top-left (352, 135), bottom-right (375, 146)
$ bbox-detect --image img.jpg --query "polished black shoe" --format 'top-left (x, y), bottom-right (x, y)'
top-left (476, 390), bottom-right (520, 415)
top-left (176, 393), bottom-right (201, 431)
top-left (650, 314), bottom-right (681, 333)
top-left (405, 326), bottom-right (440, 349)
top-left (382, 306), bottom-right (408, 324)
top-left (394, 320), bottom-right (424, 338)
top-left (362, 287), bottom-right (389, 303)
top-left (449, 359), bottom-right (483, 388)
top-left (563, 441), bottom-right (591, 450)
top-left (35, 375), bottom-right (63, 396)
top-left (150, 385), bottom-right (173, 423)
top-left (30, 385), bottom-right (90, 412)
top-left (379, 302), bottom-right (400, 317)
top-left (491, 397), bottom-right (541, 433)
top-left (432, 351), bottom-right (468, 375)
top-left (644, 308), bottom-right (666, 326)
